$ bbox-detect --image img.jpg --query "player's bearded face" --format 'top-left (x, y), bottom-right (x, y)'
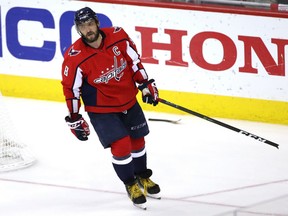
top-left (78, 19), bottom-right (100, 43)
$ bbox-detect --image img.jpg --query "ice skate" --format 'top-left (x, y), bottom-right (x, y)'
top-left (125, 180), bottom-right (147, 210)
top-left (137, 169), bottom-right (161, 199)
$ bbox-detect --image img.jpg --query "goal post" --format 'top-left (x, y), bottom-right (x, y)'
top-left (0, 92), bottom-right (36, 172)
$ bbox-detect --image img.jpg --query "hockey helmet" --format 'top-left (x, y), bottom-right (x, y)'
top-left (74, 7), bottom-right (99, 25)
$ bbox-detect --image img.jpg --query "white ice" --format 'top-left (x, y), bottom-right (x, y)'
top-left (1, 96), bottom-right (288, 216)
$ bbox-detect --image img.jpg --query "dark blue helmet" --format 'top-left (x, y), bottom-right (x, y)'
top-left (74, 7), bottom-right (98, 25)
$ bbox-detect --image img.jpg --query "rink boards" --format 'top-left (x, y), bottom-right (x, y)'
top-left (0, 0), bottom-right (287, 124)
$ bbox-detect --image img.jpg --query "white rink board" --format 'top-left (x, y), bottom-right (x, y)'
top-left (0, 0), bottom-right (287, 101)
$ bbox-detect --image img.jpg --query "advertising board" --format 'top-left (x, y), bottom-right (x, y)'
top-left (0, 0), bottom-right (287, 124)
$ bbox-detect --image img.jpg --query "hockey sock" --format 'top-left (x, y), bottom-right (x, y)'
top-left (112, 160), bottom-right (135, 184)
top-left (111, 136), bottom-right (135, 184)
top-left (131, 137), bottom-right (147, 175)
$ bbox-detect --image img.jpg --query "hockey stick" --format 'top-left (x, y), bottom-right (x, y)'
top-left (148, 118), bottom-right (181, 124)
top-left (158, 98), bottom-right (279, 149)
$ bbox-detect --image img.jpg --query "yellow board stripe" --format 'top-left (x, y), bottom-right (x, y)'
top-left (0, 74), bottom-right (64, 102)
top-left (1, 74), bottom-right (287, 125)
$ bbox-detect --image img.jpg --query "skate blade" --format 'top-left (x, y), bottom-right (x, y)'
top-left (133, 203), bottom-right (147, 210)
top-left (147, 193), bottom-right (161, 199)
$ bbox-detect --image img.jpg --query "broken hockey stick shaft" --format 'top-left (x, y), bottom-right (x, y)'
top-left (158, 98), bottom-right (279, 149)
top-left (148, 118), bottom-right (181, 124)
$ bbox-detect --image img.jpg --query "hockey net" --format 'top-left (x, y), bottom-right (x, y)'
top-left (0, 92), bottom-right (36, 172)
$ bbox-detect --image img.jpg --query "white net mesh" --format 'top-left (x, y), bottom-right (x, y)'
top-left (0, 93), bottom-right (36, 172)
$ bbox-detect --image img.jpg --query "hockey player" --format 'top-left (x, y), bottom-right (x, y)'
top-left (61, 7), bottom-right (160, 209)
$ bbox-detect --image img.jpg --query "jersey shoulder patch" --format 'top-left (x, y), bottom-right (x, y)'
top-left (113, 26), bottom-right (122, 33)
top-left (68, 46), bottom-right (81, 57)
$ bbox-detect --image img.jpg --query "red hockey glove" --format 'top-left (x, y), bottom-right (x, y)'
top-left (138, 79), bottom-right (159, 106)
top-left (65, 114), bottom-right (90, 141)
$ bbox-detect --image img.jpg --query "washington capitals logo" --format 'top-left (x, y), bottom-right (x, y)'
top-left (93, 56), bottom-right (126, 84)
top-left (113, 26), bottom-right (122, 33)
top-left (68, 46), bottom-right (81, 56)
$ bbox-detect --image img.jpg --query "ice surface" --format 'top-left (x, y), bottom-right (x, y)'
top-left (0, 97), bottom-right (287, 216)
